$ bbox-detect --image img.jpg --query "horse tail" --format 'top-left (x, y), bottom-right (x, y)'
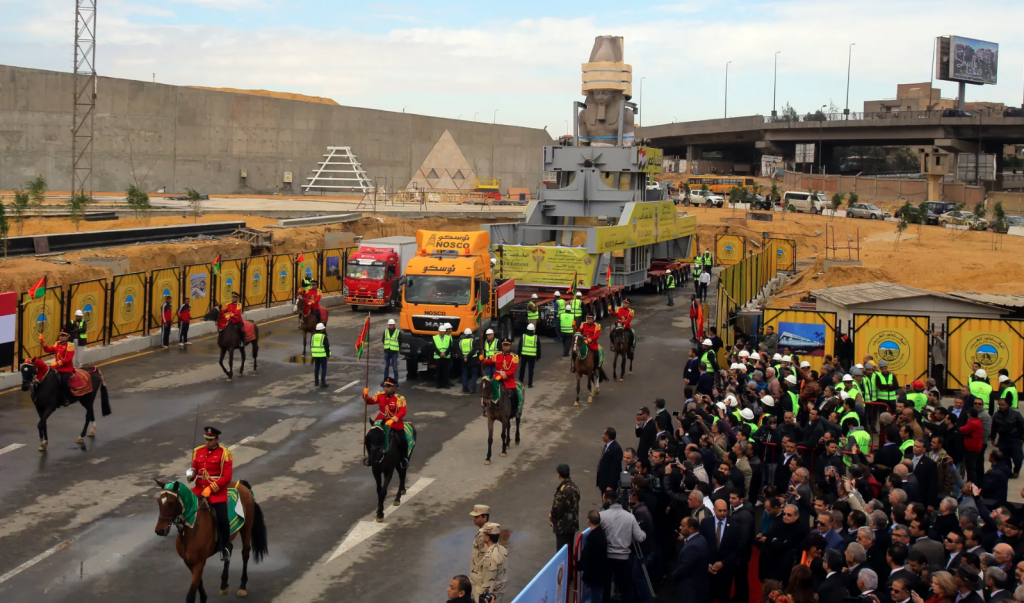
top-left (251, 502), bottom-right (269, 563)
top-left (97, 369), bottom-right (112, 416)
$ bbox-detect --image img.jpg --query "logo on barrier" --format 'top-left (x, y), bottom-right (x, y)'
top-left (251, 270), bottom-right (262, 291)
top-left (121, 293), bottom-right (136, 321)
top-left (278, 269), bottom-right (288, 289)
top-left (967, 334), bottom-right (1009, 374)
top-left (34, 311), bottom-right (48, 335)
top-left (225, 277), bottom-right (234, 293)
top-left (82, 303), bottom-right (94, 327)
top-left (867, 330), bottom-right (911, 372)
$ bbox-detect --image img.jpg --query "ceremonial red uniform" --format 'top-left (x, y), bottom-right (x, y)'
top-left (218, 302), bottom-right (243, 329)
top-left (578, 322), bottom-right (601, 350)
top-left (614, 307), bottom-right (634, 329)
top-left (42, 341), bottom-right (75, 373)
top-left (303, 288), bottom-right (322, 313)
top-left (363, 390), bottom-right (407, 430)
top-left (484, 352), bottom-right (519, 389)
top-left (190, 444), bottom-right (233, 504)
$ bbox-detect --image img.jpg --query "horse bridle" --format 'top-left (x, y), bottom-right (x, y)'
top-left (158, 489), bottom-right (193, 548)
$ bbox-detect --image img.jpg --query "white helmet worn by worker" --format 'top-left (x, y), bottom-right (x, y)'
top-left (761, 395), bottom-right (775, 407)
top-left (554, 292), bottom-right (561, 297)
top-left (575, 292), bottom-right (582, 298)
top-left (75, 310), bottom-right (84, 317)
top-left (800, 360), bottom-right (810, 368)
top-left (315, 323), bottom-right (325, 331)
top-left (1000, 375), bottom-right (1010, 383)
top-left (784, 374), bottom-right (797, 385)
top-left (702, 339), bottom-right (713, 346)
top-left (781, 355), bottom-right (792, 363)
top-left (773, 353), bottom-right (783, 361)
top-left (975, 369), bottom-right (988, 379)
top-left (842, 374), bottom-right (853, 382)
top-left (531, 293), bottom-right (538, 299)
top-left (739, 350), bottom-right (750, 358)
top-left (438, 325), bottom-right (447, 332)
top-left (527, 324), bottom-right (535, 331)
top-left (485, 329), bottom-right (494, 335)
top-left (726, 394), bottom-right (738, 407)
top-left (464, 328), bottom-right (472, 335)
top-left (750, 352), bottom-right (761, 360)
top-left (740, 408), bottom-right (755, 421)
top-left (387, 319), bottom-right (396, 325)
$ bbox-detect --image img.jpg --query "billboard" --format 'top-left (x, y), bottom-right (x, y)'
top-left (495, 246), bottom-right (598, 288)
top-left (950, 36), bottom-right (998, 85)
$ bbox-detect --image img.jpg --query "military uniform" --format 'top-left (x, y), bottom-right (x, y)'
top-left (363, 382), bottom-right (410, 466)
top-left (218, 297), bottom-right (245, 347)
top-left (551, 478), bottom-right (580, 552)
top-left (483, 342), bottom-right (519, 415)
top-left (613, 305), bottom-right (636, 354)
top-left (477, 540), bottom-right (509, 602)
top-left (41, 334), bottom-right (75, 405)
top-left (189, 427), bottom-right (234, 560)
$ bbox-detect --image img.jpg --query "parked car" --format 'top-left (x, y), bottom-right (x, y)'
top-left (893, 201), bottom-right (958, 225)
top-left (942, 109), bottom-right (974, 118)
top-left (990, 214), bottom-right (1024, 233)
top-left (733, 192), bottom-right (772, 210)
top-left (685, 189), bottom-right (725, 208)
top-left (847, 202), bottom-right (889, 220)
top-left (782, 190), bottom-right (829, 214)
top-left (938, 210), bottom-right (987, 230)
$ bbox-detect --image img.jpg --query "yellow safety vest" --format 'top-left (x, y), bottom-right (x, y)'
top-left (559, 312), bottom-right (575, 333)
top-left (571, 299), bottom-right (583, 318)
top-left (383, 328), bottom-right (400, 352)
top-left (906, 392), bottom-right (928, 412)
top-left (556, 299), bottom-right (566, 314)
top-left (311, 333), bottom-right (327, 358)
top-left (527, 303), bottom-right (539, 322)
top-left (484, 338), bottom-right (499, 358)
top-left (521, 334), bottom-right (537, 357)
top-left (459, 336), bottom-right (474, 356)
top-left (432, 334), bottom-right (452, 359)
top-left (875, 373), bottom-right (896, 402)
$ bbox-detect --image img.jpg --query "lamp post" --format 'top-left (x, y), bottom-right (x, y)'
top-left (845, 43), bottom-right (855, 118)
top-left (458, 114), bottom-right (463, 120)
top-left (818, 104), bottom-right (826, 174)
top-left (564, 119), bottom-right (569, 135)
top-left (772, 51), bottom-right (780, 117)
top-left (724, 61), bottom-right (732, 118)
top-left (639, 76), bottom-right (646, 127)
top-left (402, 105), bottom-right (410, 113)
top-left (474, 112), bottom-right (479, 122)
top-left (493, 109), bottom-right (498, 124)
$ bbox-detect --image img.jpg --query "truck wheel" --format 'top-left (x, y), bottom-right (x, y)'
top-left (350, 304), bottom-right (359, 312)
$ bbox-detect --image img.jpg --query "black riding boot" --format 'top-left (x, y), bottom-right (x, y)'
top-left (236, 322), bottom-right (245, 349)
top-left (399, 433), bottom-right (410, 469)
top-left (211, 500), bottom-right (232, 561)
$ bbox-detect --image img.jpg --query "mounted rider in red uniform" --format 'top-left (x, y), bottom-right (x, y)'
top-left (218, 291), bottom-right (246, 348)
top-left (187, 426), bottom-right (234, 561)
top-left (612, 298), bottom-right (636, 354)
top-left (482, 338), bottom-right (519, 414)
top-left (574, 313), bottom-right (603, 372)
top-left (362, 377), bottom-right (411, 468)
top-left (303, 279), bottom-right (323, 320)
top-left (40, 328), bottom-right (76, 406)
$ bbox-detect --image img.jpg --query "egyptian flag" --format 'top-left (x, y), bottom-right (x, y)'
top-left (0, 292), bottom-right (14, 368)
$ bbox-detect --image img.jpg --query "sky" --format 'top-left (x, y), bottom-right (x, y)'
top-left (2, 0), bottom-right (1023, 133)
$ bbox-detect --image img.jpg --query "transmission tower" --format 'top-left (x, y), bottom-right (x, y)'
top-left (71, 0), bottom-right (97, 199)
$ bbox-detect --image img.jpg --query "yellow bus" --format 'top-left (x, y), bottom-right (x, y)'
top-left (684, 176), bottom-right (756, 194)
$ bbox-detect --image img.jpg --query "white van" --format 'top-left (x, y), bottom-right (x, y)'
top-left (782, 191), bottom-right (829, 214)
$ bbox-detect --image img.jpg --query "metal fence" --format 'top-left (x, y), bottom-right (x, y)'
top-left (762, 109), bottom-right (1009, 125)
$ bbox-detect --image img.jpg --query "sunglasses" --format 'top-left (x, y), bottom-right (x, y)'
top-left (784, 513), bottom-right (797, 517)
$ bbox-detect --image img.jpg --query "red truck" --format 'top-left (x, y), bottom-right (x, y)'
top-left (343, 236), bottom-right (417, 312)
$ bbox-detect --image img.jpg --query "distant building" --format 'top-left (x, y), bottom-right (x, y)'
top-left (863, 82), bottom-right (1005, 116)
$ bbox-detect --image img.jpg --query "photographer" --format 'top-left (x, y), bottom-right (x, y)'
top-left (600, 489), bottom-right (646, 603)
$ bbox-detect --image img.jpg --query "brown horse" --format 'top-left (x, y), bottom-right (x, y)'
top-left (204, 307), bottom-right (259, 382)
top-left (478, 376), bottom-right (523, 464)
top-left (610, 326), bottom-right (635, 382)
top-left (154, 479), bottom-right (268, 602)
top-left (571, 331), bottom-right (607, 406)
top-left (295, 297), bottom-right (327, 356)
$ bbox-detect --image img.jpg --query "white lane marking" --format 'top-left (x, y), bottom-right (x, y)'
top-left (325, 477), bottom-right (435, 564)
top-left (334, 380), bottom-right (360, 394)
top-left (0, 540), bottom-right (71, 585)
top-left (229, 436), bottom-right (254, 450)
top-left (0, 443), bottom-right (25, 456)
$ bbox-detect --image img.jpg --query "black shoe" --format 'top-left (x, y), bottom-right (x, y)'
top-left (321, 383), bottom-right (328, 388)
top-left (528, 384), bottom-right (534, 388)
top-left (314, 381), bottom-right (320, 387)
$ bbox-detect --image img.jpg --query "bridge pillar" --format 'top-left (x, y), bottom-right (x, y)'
top-left (685, 145), bottom-right (701, 173)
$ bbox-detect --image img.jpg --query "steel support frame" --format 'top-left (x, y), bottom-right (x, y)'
top-left (72, 0), bottom-right (97, 200)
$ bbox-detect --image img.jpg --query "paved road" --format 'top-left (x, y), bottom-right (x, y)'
top-left (0, 287), bottom-right (697, 603)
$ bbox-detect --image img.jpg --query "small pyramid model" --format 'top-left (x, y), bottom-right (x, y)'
top-left (406, 130), bottom-right (477, 191)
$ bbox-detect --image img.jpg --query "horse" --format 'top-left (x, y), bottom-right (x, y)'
top-left (610, 325), bottom-right (635, 382)
top-left (153, 479), bottom-right (268, 602)
top-left (478, 376), bottom-right (523, 465)
top-left (20, 359), bottom-right (111, 451)
top-left (571, 331), bottom-right (607, 406)
top-left (294, 297), bottom-right (327, 356)
top-left (204, 307), bottom-right (259, 382)
top-left (365, 422), bottom-right (416, 522)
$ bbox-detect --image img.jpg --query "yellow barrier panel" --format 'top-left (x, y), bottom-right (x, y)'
top-left (20, 286), bottom-right (62, 360)
top-left (182, 264), bottom-right (211, 320)
top-left (298, 252), bottom-right (318, 289)
top-left (853, 314), bottom-right (930, 387)
top-left (321, 248), bottom-right (346, 293)
top-left (946, 318), bottom-right (1024, 392)
top-left (715, 234), bottom-right (745, 266)
top-left (111, 272), bottom-right (146, 337)
top-left (218, 259), bottom-right (244, 305)
top-left (271, 254), bottom-right (294, 304)
top-left (150, 268), bottom-right (180, 329)
top-left (245, 255), bottom-right (269, 307)
top-left (762, 309), bottom-right (837, 360)
top-left (68, 279), bottom-right (106, 345)
top-left (766, 238), bottom-right (796, 271)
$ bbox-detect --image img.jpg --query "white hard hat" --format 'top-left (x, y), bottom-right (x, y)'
top-left (739, 350), bottom-right (750, 358)
top-left (999, 374), bottom-right (1010, 383)
top-left (773, 353), bottom-right (783, 361)
top-left (575, 292), bottom-right (582, 297)
top-left (554, 291), bottom-right (561, 297)
top-left (784, 374), bottom-right (797, 385)
top-left (485, 329), bottom-right (494, 335)
top-left (781, 355), bottom-right (792, 363)
top-left (75, 310), bottom-right (84, 317)
top-left (842, 374), bottom-right (853, 382)
top-left (730, 363), bottom-right (744, 371)
top-left (855, 363), bottom-right (864, 370)
top-left (750, 352), bottom-right (761, 360)
top-left (491, 258), bottom-right (497, 265)
top-left (438, 324), bottom-right (447, 332)
top-left (975, 369), bottom-right (987, 379)
top-left (726, 394), bottom-right (738, 407)
top-left (464, 328), bottom-right (472, 335)
top-left (527, 324), bottom-right (535, 331)
top-left (702, 338), bottom-right (713, 346)
top-left (315, 323), bottom-right (325, 331)
top-left (444, 323), bottom-right (452, 329)
top-left (761, 395), bottom-right (776, 407)
top-left (531, 293), bottom-right (538, 299)
top-left (387, 319), bottom-right (396, 325)
top-left (800, 361), bottom-right (810, 368)
top-left (840, 390), bottom-right (851, 400)
top-left (716, 402), bottom-right (727, 410)
top-left (740, 408), bottom-right (755, 421)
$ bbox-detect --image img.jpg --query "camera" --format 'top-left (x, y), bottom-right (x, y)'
top-left (672, 411), bottom-right (680, 416)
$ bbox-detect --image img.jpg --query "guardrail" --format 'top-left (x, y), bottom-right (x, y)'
top-left (762, 109), bottom-right (1008, 125)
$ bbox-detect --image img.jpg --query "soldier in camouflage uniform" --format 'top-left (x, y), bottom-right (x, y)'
top-left (549, 463), bottom-right (581, 552)
top-left (476, 523), bottom-right (508, 603)
top-left (469, 504), bottom-right (491, 589)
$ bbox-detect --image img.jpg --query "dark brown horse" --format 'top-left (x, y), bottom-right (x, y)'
top-left (295, 297), bottom-right (327, 356)
top-left (20, 358), bottom-right (111, 451)
top-left (610, 325), bottom-right (635, 381)
top-left (204, 307), bottom-right (259, 382)
top-left (154, 480), bottom-right (268, 602)
top-left (478, 376), bottom-right (523, 464)
top-left (571, 331), bottom-right (606, 406)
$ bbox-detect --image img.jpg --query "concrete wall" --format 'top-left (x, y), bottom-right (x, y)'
top-left (0, 65), bottom-right (553, 195)
top-left (783, 172), bottom-right (984, 205)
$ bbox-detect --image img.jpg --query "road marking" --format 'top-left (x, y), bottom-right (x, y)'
top-left (0, 540), bottom-right (72, 585)
top-left (325, 477), bottom-right (434, 564)
top-left (0, 443), bottom-right (25, 456)
top-left (229, 436), bottom-right (255, 450)
top-left (334, 380), bottom-right (360, 394)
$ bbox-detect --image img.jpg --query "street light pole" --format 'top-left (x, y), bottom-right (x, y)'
top-left (773, 51), bottom-right (780, 117)
top-left (725, 61), bottom-right (732, 118)
top-left (402, 105), bottom-right (410, 113)
top-left (639, 76), bottom-right (646, 127)
top-left (493, 109), bottom-right (498, 124)
top-left (474, 112), bottom-right (479, 122)
top-left (564, 119), bottom-right (569, 135)
top-left (845, 43), bottom-right (855, 118)
top-left (818, 104), bottom-right (826, 174)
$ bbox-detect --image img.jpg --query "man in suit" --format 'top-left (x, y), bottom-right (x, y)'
top-left (673, 516), bottom-right (711, 603)
top-left (820, 549), bottom-right (850, 603)
top-left (817, 512), bottom-right (848, 552)
top-left (790, 468), bottom-right (815, 518)
top-left (908, 518), bottom-right (944, 569)
top-left (854, 569), bottom-right (880, 603)
top-left (728, 491), bottom-right (755, 603)
top-left (873, 427), bottom-right (904, 480)
top-left (597, 427), bottom-right (623, 494)
top-left (954, 566), bottom-right (985, 603)
top-left (907, 440), bottom-right (939, 510)
top-left (635, 407), bottom-right (657, 462)
top-left (700, 499), bottom-right (743, 603)
top-left (845, 543), bottom-right (868, 595)
top-left (709, 470), bottom-right (735, 505)
top-left (774, 438), bottom-right (799, 491)
top-left (578, 510), bottom-right (609, 603)
top-left (887, 578), bottom-right (913, 603)
top-left (883, 543), bottom-right (917, 598)
top-left (943, 531), bottom-right (965, 572)
top-left (986, 567), bottom-right (1013, 603)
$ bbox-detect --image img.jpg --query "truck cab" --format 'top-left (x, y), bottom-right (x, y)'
top-left (343, 236), bottom-right (416, 311)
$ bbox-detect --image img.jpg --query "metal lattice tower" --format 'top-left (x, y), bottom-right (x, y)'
top-left (71, 0), bottom-right (97, 199)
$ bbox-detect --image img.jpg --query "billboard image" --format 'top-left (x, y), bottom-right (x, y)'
top-left (950, 36), bottom-right (998, 85)
top-left (778, 321), bottom-right (827, 357)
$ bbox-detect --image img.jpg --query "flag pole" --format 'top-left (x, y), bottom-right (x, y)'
top-left (362, 312), bottom-right (370, 465)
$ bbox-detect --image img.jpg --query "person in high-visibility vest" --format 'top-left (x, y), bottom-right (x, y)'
top-left (559, 312), bottom-right (575, 358)
top-left (905, 379), bottom-right (928, 412)
top-left (874, 360), bottom-right (900, 412)
top-left (517, 323), bottom-right (541, 387)
top-left (432, 324), bottom-right (453, 390)
top-left (998, 374), bottom-right (1019, 410)
top-left (310, 322), bottom-right (331, 388)
top-left (838, 394), bottom-right (860, 435)
top-left (692, 260), bottom-right (703, 294)
top-left (526, 293), bottom-right (540, 330)
top-left (665, 271), bottom-right (676, 307)
top-left (783, 374), bottom-right (800, 416)
top-left (381, 318), bottom-right (401, 385)
top-left (970, 368), bottom-right (994, 414)
top-left (458, 327), bottom-right (479, 394)
top-left (739, 408), bottom-right (758, 435)
top-left (702, 249), bottom-right (713, 270)
top-left (554, 292), bottom-right (566, 342)
top-left (845, 423), bottom-right (871, 467)
top-left (699, 338), bottom-right (718, 373)
top-left (482, 329), bottom-right (499, 378)
top-left (861, 362), bottom-right (878, 405)
top-left (898, 424), bottom-right (915, 457)
top-left (571, 292), bottom-right (584, 324)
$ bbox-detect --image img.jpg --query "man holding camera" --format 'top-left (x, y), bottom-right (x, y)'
top-left (599, 488), bottom-right (646, 603)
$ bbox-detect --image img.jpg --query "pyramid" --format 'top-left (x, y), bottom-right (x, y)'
top-left (406, 130), bottom-right (477, 191)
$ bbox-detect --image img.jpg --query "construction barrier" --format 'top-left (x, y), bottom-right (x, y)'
top-left (714, 242), bottom-right (780, 348)
top-left (762, 308), bottom-right (837, 360)
top-left (715, 234), bottom-right (745, 266)
top-left (217, 259), bottom-right (244, 305)
top-left (19, 286), bottom-right (63, 361)
top-left (321, 248), bottom-right (346, 293)
top-left (765, 237), bottom-right (796, 271)
top-left (271, 254), bottom-right (295, 305)
top-left (110, 272), bottom-right (147, 340)
top-left (149, 268), bottom-right (180, 330)
top-left (945, 317), bottom-right (1024, 392)
top-left (67, 279), bottom-right (107, 345)
top-left (182, 263), bottom-right (212, 320)
top-left (244, 255), bottom-right (269, 308)
top-left (852, 314), bottom-right (930, 387)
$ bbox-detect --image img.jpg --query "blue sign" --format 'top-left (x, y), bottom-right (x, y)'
top-left (512, 542), bottom-right (568, 603)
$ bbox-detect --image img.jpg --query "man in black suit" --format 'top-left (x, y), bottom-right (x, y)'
top-left (986, 567), bottom-right (1013, 603)
top-left (882, 543), bottom-right (916, 603)
top-left (907, 440), bottom-right (939, 510)
top-left (709, 470), bottom-right (734, 505)
top-left (873, 427), bottom-right (904, 480)
top-left (954, 566), bottom-right (985, 603)
top-left (700, 499), bottom-right (743, 603)
top-left (635, 407), bottom-right (657, 462)
top-left (942, 531), bottom-right (965, 572)
top-left (597, 427), bottom-right (623, 494)
top-left (844, 542), bottom-right (868, 595)
top-left (653, 398), bottom-right (673, 434)
top-left (728, 491), bottom-right (755, 603)
top-left (578, 510), bottom-right (609, 601)
top-left (673, 516), bottom-right (711, 603)
top-left (820, 549), bottom-right (850, 603)
top-left (774, 439), bottom-right (799, 492)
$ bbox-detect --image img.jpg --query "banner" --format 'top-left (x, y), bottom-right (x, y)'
top-left (297, 252), bottom-right (318, 289)
top-left (511, 543), bottom-right (569, 603)
top-left (68, 279), bottom-right (107, 345)
top-left (590, 202), bottom-right (697, 253)
top-left (496, 246), bottom-right (597, 288)
top-left (271, 254), bottom-right (294, 304)
top-left (946, 318), bottom-right (1024, 391)
top-left (762, 309), bottom-right (837, 359)
top-left (766, 238), bottom-right (796, 271)
top-left (715, 234), bottom-right (745, 266)
top-left (111, 272), bottom-right (146, 338)
top-left (321, 248), bottom-right (346, 293)
top-left (245, 255), bottom-right (269, 307)
top-left (149, 268), bottom-right (180, 330)
top-left (20, 286), bottom-right (62, 360)
top-left (218, 259), bottom-right (244, 306)
top-left (182, 264), bottom-right (211, 320)
top-left (853, 314), bottom-right (930, 387)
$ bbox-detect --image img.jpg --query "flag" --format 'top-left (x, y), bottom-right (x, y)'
top-left (606, 265), bottom-right (612, 284)
top-left (475, 297), bottom-right (484, 325)
top-left (212, 253), bottom-right (221, 276)
top-left (295, 252), bottom-right (305, 264)
top-left (696, 303), bottom-right (705, 340)
top-left (354, 315), bottom-right (370, 360)
top-left (27, 276), bottom-right (46, 300)
top-left (567, 271), bottom-right (578, 297)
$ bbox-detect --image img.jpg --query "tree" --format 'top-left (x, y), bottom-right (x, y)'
top-left (186, 187), bottom-right (203, 222)
top-left (774, 102), bottom-right (799, 123)
top-left (67, 193), bottom-right (90, 230)
top-left (728, 186), bottom-right (745, 207)
top-left (830, 192), bottom-right (845, 219)
top-left (895, 201), bottom-right (914, 250)
top-left (973, 200), bottom-right (987, 223)
top-left (847, 191), bottom-right (859, 207)
top-left (770, 181), bottom-right (780, 205)
top-left (12, 189), bottom-right (29, 236)
top-left (682, 182), bottom-right (691, 205)
top-left (26, 175), bottom-right (47, 209)
top-left (126, 184), bottom-right (151, 219)
top-left (993, 201), bottom-right (1006, 249)
top-left (0, 198), bottom-right (8, 258)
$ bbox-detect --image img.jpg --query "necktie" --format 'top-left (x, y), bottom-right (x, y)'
top-left (717, 520), bottom-right (724, 546)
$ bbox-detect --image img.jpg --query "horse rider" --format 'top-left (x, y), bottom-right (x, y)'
top-left (304, 279), bottom-right (322, 317)
top-left (70, 309), bottom-right (87, 368)
top-left (482, 338), bottom-right (519, 414)
top-left (517, 323), bottom-right (540, 388)
top-left (362, 377), bottom-right (411, 468)
top-left (613, 298), bottom-right (636, 355)
top-left (482, 329), bottom-right (499, 378)
top-left (433, 324), bottom-right (454, 389)
top-left (571, 291), bottom-right (584, 325)
top-left (553, 292), bottom-right (566, 341)
top-left (219, 291), bottom-right (246, 348)
top-left (187, 426), bottom-right (234, 561)
top-left (574, 313), bottom-right (602, 373)
top-left (39, 328), bottom-right (76, 406)
top-left (526, 294), bottom-right (540, 330)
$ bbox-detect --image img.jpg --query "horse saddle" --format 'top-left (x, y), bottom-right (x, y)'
top-left (242, 320), bottom-right (257, 342)
top-left (301, 306), bottom-right (329, 324)
top-left (69, 368), bottom-right (95, 397)
top-left (373, 420), bottom-right (415, 456)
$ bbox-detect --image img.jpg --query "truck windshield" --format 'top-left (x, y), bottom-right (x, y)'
top-left (404, 276), bottom-right (471, 306)
top-left (347, 263), bottom-right (386, 280)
